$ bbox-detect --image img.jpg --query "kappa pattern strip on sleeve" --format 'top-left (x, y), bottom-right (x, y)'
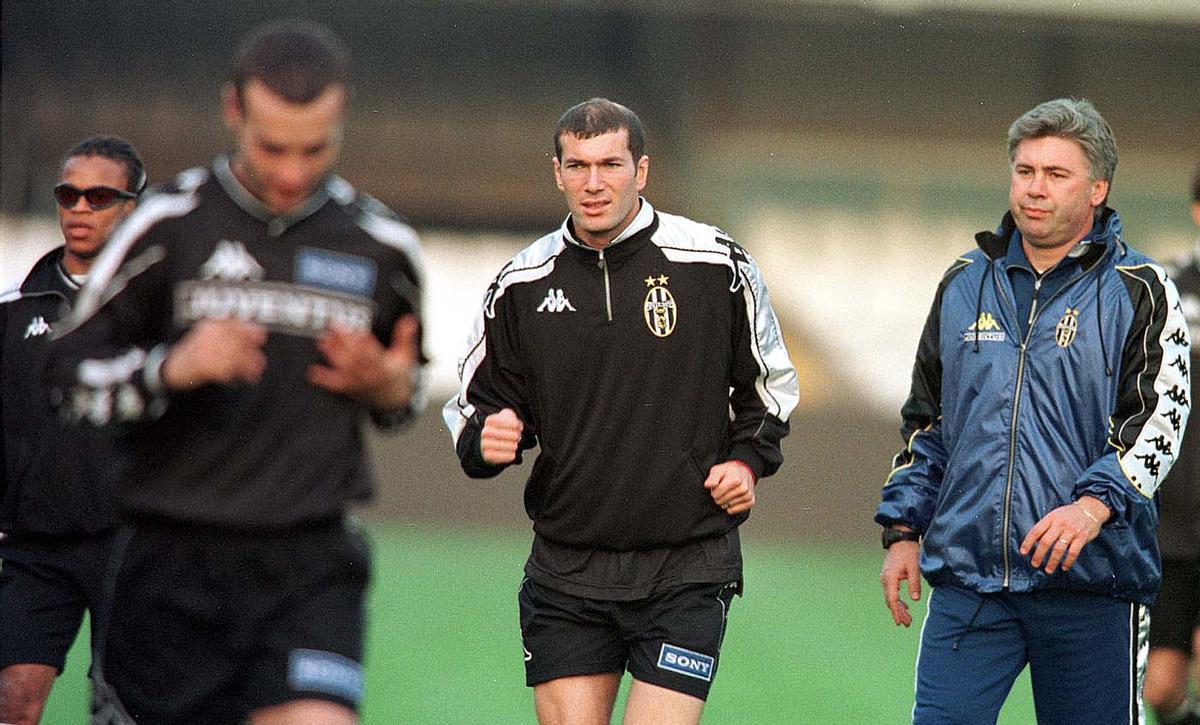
top-left (1103, 263), bottom-right (1192, 497)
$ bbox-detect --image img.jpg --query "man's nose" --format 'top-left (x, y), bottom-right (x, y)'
top-left (584, 166), bottom-right (603, 190)
top-left (277, 159), bottom-right (311, 191)
top-left (1027, 173), bottom-right (1048, 196)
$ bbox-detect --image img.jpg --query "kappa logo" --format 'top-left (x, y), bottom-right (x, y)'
top-left (200, 240), bottom-right (264, 282)
top-left (657, 643), bottom-right (714, 682)
top-left (23, 315), bottom-right (51, 339)
top-left (968, 312), bottom-right (1000, 331)
top-left (643, 274), bottom-right (677, 337)
top-left (963, 312), bottom-right (1005, 343)
top-left (1055, 307), bottom-right (1080, 348)
top-left (537, 288), bottom-right (576, 313)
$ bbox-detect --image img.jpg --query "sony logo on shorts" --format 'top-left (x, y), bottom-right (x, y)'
top-left (657, 643), bottom-right (715, 681)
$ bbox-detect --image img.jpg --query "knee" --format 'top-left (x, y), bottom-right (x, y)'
top-left (1143, 666), bottom-right (1186, 713)
top-left (0, 666), bottom-right (54, 725)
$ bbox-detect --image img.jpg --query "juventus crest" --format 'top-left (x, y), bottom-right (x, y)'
top-left (643, 274), bottom-right (677, 338)
top-left (1055, 307), bottom-right (1079, 348)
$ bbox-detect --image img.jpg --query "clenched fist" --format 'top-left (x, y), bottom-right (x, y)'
top-left (481, 408), bottom-right (523, 465)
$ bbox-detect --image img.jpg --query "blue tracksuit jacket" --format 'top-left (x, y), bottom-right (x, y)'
top-left (877, 208), bottom-right (1191, 605)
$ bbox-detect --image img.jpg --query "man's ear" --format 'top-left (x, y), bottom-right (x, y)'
top-left (221, 83), bottom-right (243, 132)
top-left (635, 154), bottom-right (649, 193)
top-left (552, 156), bottom-right (564, 192)
top-left (1089, 178), bottom-right (1109, 209)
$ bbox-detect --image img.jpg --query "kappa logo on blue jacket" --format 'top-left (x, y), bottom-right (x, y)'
top-left (962, 312), bottom-right (1005, 343)
top-left (657, 643), bottom-right (715, 681)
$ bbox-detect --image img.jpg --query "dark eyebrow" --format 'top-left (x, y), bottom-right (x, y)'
top-left (563, 155), bottom-right (626, 165)
top-left (1014, 162), bottom-right (1074, 173)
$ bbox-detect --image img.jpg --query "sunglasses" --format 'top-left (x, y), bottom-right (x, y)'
top-left (53, 183), bottom-right (138, 211)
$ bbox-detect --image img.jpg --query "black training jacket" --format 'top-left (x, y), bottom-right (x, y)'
top-left (2, 248), bottom-right (120, 536)
top-left (445, 200), bottom-right (799, 550)
top-left (45, 157), bottom-right (427, 530)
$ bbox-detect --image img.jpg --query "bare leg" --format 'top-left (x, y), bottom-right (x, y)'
top-left (0, 664), bottom-right (57, 725)
top-left (621, 678), bottom-right (704, 725)
top-left (1146, 648), bottom-right (1192, 716)
top-left (249, 698), bottom-right (356, 725)
top-left (533, 672), bottom-right (623, 725)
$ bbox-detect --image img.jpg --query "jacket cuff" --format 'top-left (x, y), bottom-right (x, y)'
top-left (728, 459), bottom-right (757, 484)
top-left (728, 445), bottom-right (767, 481)
top-left (456, 411), bottom-right (511, 479)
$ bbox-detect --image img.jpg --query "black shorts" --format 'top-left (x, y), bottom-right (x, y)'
top-left (518, 577), bottom-right (740, 701)
top-left (0, 530), bottom-right (114, 672)
top-left (96, 517), bottom-right (371, 724)
top-left (1149, 556), bottom-right (1200, 654)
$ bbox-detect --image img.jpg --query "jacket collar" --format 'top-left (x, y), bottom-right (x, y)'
top-left (213, 154), bottom-right (333, 238)
top-left (20, 246), bottom-right (78, 297)
top-left (975, 206), bottom-right (1121, 271)
top-left (561, 197), bottom-right (657, 256)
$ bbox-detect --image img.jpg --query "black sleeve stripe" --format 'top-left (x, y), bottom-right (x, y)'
top-left (898, 259), bottom-right (972, 440)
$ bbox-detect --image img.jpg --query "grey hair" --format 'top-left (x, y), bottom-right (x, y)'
top-left (1007, 98), bottom-right (1117, 185)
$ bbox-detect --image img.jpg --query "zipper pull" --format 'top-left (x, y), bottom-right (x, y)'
top-left (1028, 277), bottom-right (1042, 327)
top-left (597, 248), bottom-right (605, 269)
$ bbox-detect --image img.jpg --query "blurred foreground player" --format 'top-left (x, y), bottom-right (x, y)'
top-left (0, 136), bottom-right (143, 725)
top-left (445, 98), bottom-right (798, 724)
top-left (46, 21), bottom-right (426, 724)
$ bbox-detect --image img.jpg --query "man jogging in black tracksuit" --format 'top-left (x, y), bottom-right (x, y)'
top-left (445, 98), bottom-right (799, 725)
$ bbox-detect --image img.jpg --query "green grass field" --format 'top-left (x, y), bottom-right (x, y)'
top-left (41, 524), bottom-right (1045, 723)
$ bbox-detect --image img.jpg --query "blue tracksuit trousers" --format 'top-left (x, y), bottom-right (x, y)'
top-left (914, 585), bottom-right (1149, 724)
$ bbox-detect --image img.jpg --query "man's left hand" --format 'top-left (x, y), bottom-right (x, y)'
top-left (308, 314), bottom-right (419, 409)
top-left (1019, 495), bottom-right (1110, 574)
top-left (705, 461), bottom-right (757, 515)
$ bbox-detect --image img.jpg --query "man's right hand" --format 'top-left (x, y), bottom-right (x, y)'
top-left (880, 537), bottom-right (922, 628)
top-left (161, 318), bottom-right (268, 391)
top-left (481, 408), bottom-right (523, 465)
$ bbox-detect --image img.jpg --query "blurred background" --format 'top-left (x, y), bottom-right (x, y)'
top-left (2, 1), bottom-right (1198, 721)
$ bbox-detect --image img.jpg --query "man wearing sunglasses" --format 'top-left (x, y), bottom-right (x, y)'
top-left (0, 136), bottom-right (144, 725)
top-left (45, 21), bottom-right (425, 725)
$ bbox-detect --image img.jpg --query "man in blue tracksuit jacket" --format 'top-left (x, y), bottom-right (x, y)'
top-left (876, 98), bottom-right (1191, 724)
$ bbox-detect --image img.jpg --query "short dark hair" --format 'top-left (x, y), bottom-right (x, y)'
top-left (1192, 164), bottom-right (1200, 204)
top-left (554, 98), bottom-right (645, 162)
top-left (229, 20), bottom-right (350, 105)
top-left (63, 136), bottom-right (146, 193)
